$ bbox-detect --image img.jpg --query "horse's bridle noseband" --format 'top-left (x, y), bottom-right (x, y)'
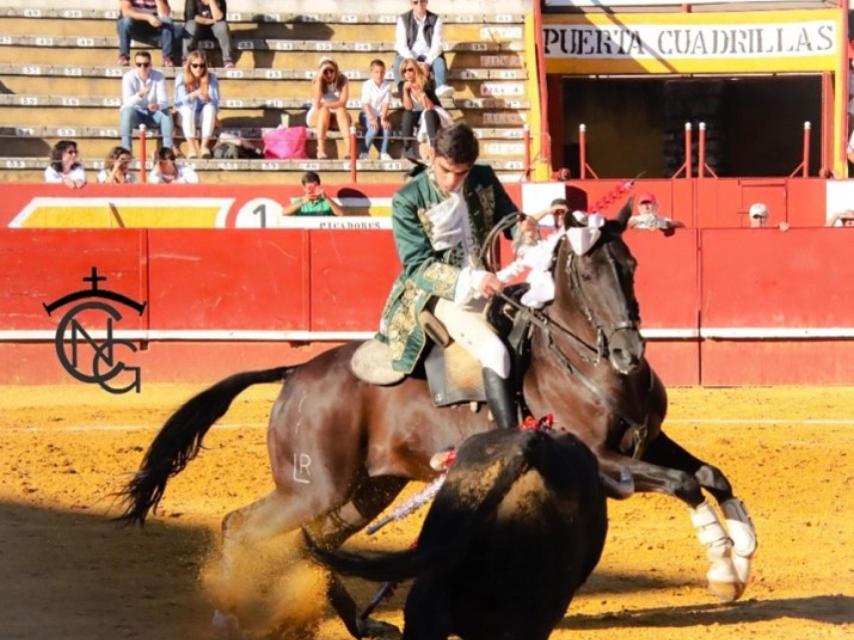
top-left (564, 239), bottom-right (640, 363)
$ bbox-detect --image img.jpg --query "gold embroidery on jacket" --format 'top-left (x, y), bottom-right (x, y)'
top-left (423, 262), bottom-right (457, 298)
top-left (387, 281), bottom-right (419, 359)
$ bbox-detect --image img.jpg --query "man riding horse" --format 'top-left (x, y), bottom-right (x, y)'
top-left (378, 122), bottom-right (538, 430)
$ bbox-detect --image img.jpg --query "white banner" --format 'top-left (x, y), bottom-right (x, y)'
top-left (543, 20), bottom-right (836, 59)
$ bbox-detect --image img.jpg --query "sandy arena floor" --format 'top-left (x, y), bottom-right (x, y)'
top-left (0, 383), bottom-right (852, 639)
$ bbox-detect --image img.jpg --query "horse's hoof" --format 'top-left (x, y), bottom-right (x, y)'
top-left (211, 610), bottom-right (246, 639)
top-left (707, 579), bottom-right (746, 603)
top-left (357, 618), bottom-right (402, 639)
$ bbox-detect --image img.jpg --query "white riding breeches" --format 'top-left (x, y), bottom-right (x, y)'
top-left (179, 103), bottom-right (217, 139)
top-left (433, 297), bottom-right (510, 379)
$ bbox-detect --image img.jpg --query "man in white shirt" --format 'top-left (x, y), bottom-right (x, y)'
top-left (628, 192), bottom-right (684, 235)
top-left (393, 0), bottom-right (454, 99)
top-left (119, 50), bottom-right (175, 151)
top-left (360, 59), bottom-right (393, 160)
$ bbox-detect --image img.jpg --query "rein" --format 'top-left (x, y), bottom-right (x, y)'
top-left (483, 218), bottom-right (649, 458)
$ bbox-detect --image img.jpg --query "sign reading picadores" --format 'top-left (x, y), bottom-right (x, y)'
top-left (43, 267), bottom-right (147, 394)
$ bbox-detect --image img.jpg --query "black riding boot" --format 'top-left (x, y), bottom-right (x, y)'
top-left (482, 368), bottom-right (518, 430)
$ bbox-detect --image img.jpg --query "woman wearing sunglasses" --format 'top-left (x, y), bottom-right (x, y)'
top-left (174, 50), bottom-right (220, 158)
top-left (307, 57), bottom-right (351, 160)
top-left (44, 140), bottom-right (87, 189)
top-left (400, 57), bottom-right (452, 161)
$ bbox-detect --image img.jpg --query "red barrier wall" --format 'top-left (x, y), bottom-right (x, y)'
top-left (148, 229), bottom-right (310, 330)
top-left (1, 227), bottom-right (853, 386)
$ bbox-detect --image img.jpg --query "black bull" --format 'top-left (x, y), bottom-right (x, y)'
top-left (306, 428), bottom-right (608, 640)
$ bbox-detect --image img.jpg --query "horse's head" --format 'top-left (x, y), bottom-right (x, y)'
top-left (553, 199), bottom-right (644, 375)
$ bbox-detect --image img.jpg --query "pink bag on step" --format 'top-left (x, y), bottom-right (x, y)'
top-left (263, 126), bottom-right (308, 160)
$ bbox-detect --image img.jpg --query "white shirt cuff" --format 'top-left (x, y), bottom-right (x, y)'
top-left (453, 267), bottom-right (489, 305)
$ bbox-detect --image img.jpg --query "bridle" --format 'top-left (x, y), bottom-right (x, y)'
top-left (483, 220), bottom-right (651, 457)
top-left (563, 239), bottom-right (640, 363)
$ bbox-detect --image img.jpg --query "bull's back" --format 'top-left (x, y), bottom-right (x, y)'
top-left (439, 430), bottom-right (608, 640)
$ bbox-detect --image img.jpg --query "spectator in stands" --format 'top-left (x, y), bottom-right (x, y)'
top-left (182, 0), bottom-right (234, 68)
top-left (148, 147), bottom-right (199, 183)
top-left (308, 57), bottom-right (351, 160)
top-left (748, 202), bottom-right (769, 228)
top-left (628, 192), bottom-right (684, 234)
top-left (360, 59), bottom-right (393, 161)
top-left (282, 171), bottom-right (344, 216)
top-left (512, 198), bottom-right (569, 257)
top-left (175, 50), bottom-right (220, 158)
top-left (97, 146), bottom-right (136, 184)
top-left (393, 0), bottom-right (453, 99)
top-left (827, 210), bottom-right (854, 227)
top-left (120, 50), bottom-right (175, 152)
top-left (117, 0), bottom-right (178, 67)
top-left (44, 140), bottom-right (86, 189)
top-left (400, 57), bottom-right (452, 161)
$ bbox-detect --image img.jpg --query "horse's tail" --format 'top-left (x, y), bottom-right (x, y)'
top-left (116, 365), bottom-right (295, 526)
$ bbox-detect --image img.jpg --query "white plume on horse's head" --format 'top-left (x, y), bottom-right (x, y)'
top-left (566, 212), bottom-right (604, 255)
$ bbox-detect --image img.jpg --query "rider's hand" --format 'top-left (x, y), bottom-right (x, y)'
top-left (519, 215), bottom-right (538, 235)
top-left (477, 273), bottom-right (503, 299)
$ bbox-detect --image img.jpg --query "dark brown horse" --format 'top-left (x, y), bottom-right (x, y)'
top-left (120, 201), bottom-right (756, 638)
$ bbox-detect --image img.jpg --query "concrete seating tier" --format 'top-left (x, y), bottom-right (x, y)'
top-left (1, 157), bottom-right (528, 185)
top-left (0, 7), bottom-right (532, 184)
top-left (1, 124), bottom-right (527, 158)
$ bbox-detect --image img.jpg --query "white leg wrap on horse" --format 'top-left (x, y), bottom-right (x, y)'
top-left (691, 501), bottom-right (739, 593)
top-left (722, 497), bottom-right (757, 585)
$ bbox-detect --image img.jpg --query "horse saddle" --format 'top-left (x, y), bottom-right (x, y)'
top-left (350, 284), bottom-right (533, 410)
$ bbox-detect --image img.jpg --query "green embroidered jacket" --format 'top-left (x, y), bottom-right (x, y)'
top-left (378, 163), bottom-right (519, 373)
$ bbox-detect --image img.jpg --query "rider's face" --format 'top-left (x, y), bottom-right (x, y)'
top-left (432, 156), bottom-right (472, 193)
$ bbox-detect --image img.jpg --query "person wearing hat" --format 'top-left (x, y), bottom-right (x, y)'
top-left (628, 192), bottom-right (684, 234)
top-left (308, 57), bottom-right (351, 160)
top-left (748, 202), bottom-right (769, 228)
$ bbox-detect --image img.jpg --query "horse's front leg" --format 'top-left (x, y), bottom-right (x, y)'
top-left (642, 431), bottom-right (757, 597)
top-left (307, 475), bottom-right (408, 640)
top-left (597, 450), bottom-right (745, 602)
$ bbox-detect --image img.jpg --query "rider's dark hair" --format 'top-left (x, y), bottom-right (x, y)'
top-left (301, 171), bottom-right (321, 186)
top-left (434, 123), bottom-right (479, 166)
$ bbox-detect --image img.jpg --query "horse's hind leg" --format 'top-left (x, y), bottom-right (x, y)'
top-left (208, 489), bottom-right (334, 634)
top-left (642, 431), bottom-right (758, 596)
top-left (307, 474), bottom-right (408, 640)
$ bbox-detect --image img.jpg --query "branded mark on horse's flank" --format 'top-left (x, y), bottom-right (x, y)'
top-left (293, 452), bottom-right (312, 484)
top-left (43, 267), bottom-right (147, 394)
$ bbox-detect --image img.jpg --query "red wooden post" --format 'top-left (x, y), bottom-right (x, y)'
top-left (138, 124), bottom-right (147, 184)
top-left (684, 122), bottom-right (692, 180)
top-left (698, 121), bottom-right (706, 179)
top-left (802, 121), bottom-right (811, 178)
top-left (579, 123), bottom-right (587, 180)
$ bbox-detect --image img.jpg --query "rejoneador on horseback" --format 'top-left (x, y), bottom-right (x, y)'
top-left (119, 139), bottom-right (757, 638)
top-left (376, 122), bottom-right (539, 430)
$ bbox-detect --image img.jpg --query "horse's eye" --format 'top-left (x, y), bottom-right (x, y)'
top-left (580, 272), bottom-right (594, 282)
